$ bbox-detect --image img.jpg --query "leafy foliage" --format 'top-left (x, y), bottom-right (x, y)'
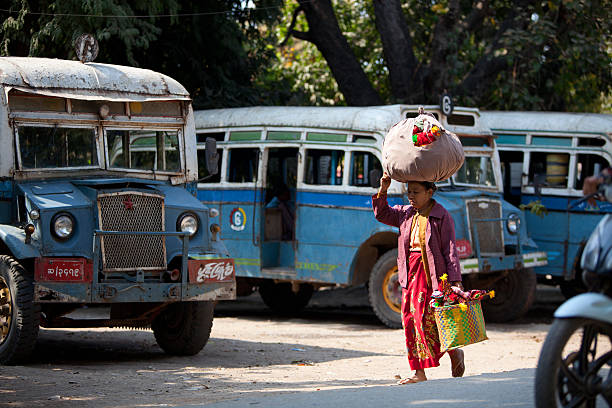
top-left (274, 0), bottom-right (611, 112)
top-left (0, 0), bottom-right (285, 109)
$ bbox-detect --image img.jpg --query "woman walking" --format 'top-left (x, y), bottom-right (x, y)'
top-left (372, 173), bottom-right (465, 384)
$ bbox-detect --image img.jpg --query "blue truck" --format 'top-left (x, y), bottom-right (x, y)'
top-left (0, 57), bottom-right (235, 364)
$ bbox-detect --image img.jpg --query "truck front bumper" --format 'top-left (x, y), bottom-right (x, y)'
top-left (34, 255), bottom-right (236, 303)
top-left (460, 251), bottom-right (548, 275)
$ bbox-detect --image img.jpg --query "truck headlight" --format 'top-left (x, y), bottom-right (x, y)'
top-left (52, 213), bottom-right (75, 240)
top-left (178, 213), bottom-right (198, 237)
top-left (506, 213), bottom-right (520, 234)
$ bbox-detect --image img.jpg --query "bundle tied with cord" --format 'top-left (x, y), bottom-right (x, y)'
top-left (382, 107), bottom-right (465, 182)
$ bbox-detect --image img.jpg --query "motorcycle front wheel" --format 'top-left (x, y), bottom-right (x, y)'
top-left (535, 318), bottom-right (612, 407)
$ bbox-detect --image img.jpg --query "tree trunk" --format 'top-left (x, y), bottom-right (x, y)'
top-left (293, 0), bottom-right (382, 106)
top-left (372, 0), bottom-right (419, 103)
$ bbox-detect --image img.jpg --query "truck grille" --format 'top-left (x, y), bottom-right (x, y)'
top-left (97, 191), bottom-right (166, 272)
top-left (466, 199), bottom-right (504, 257)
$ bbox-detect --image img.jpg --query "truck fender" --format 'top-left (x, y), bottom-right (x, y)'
top-left (554, 292), bottom-right (612, 325)
top-left (210, 239), bottom-right (230, 258)
top-left (0, 225), bottom-right (41, 259)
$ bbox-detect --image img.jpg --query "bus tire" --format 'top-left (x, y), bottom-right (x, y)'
top-left (258, 281), bottom-right (314, 313)
top-left (152, 301), bottom-right (214, 356)
top-left (480, 268), bottom-right (536, 322)
top-left (0, 255), bottom-right (40, 365)
top-left (368, 249), bottom-right (402, 329)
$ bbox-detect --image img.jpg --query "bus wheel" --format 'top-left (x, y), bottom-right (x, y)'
top-left (559, 277), bottom-right (587, 300)
top-left (480, 268), bottom-right (536, 322)
top-left (368, 249), bottom-right (402, 329)
top-left (258, 281), bottom-right (314, 313)
top-left (0, 256), bottom-right (40, 365)
top-left (152, 301), bottom-right (214, 356)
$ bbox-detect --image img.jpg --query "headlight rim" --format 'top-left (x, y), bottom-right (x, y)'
top-left (51, 212), bottom-right (75, 241)
top-left (177, 212), bottom-right (199, 238)
top-left (506, 213), bottom-right (521, 235)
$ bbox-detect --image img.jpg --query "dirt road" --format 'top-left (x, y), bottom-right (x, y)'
top-left (0, 286), bottom-right (563, 407)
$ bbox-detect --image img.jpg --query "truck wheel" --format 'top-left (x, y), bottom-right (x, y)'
top-left (0, 255), bottom-right (40, 365)
top-left (152, 301), bottom-right (214, 356)
top-left (258, 281), bottom-right (314, 313)
top-left (481, 268), bottom-right (536, 322)
top-left (368, 249), bottom-right (402, 329)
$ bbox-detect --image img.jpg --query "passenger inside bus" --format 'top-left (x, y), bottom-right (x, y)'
top-left (265, 148), bottom-right (298, 241)
top-left (265, 184), bottom-right (295, 240)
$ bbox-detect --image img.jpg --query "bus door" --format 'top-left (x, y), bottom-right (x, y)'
top-left (295, 145), bottom-right (350, 283)
top-left (261, 146), bottom-right (299, 279)
top-left (220, 142), bottom-right (263, 277)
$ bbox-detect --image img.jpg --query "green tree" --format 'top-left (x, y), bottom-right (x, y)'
top-left (274, 0), bottom-right (611, 111)
top-left (0, 0), bottom-right (286, 108)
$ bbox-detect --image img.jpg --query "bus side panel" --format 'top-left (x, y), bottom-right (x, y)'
top-left (522, 207), bottom-right (568, 277)
top-left (198, 188), bottom-right (262, 277)
top-left (295, 191), bottom-right (395, 284)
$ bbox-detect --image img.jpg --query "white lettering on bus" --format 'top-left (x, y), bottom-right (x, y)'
top-left (196, 262), bottom-right (234, 283)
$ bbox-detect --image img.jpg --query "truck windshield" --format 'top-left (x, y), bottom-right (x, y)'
top-left (107, 129), bottom-right (180, 172)
top-left (454, 156), bottom-right (497, 187)
top-left (18, 125), bottom-right (98, 169)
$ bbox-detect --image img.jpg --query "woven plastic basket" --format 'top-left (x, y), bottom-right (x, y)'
top-left (433, 300), bottom-right (488, 351)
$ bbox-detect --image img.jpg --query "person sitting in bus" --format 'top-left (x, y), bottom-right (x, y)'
top-left (372, 173), bottom-right (465, 384)
top-left (583, 167), bottom-right (612, 205)
top-left (265, 184), bottom-right (295, 240)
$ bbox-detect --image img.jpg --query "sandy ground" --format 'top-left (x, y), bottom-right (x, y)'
top-left (0, 285), bottom-right (564, 407)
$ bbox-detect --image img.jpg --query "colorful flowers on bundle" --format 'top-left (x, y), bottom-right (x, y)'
top-left (411, 118), bottom-right (441, 147)
top-left (429, 273), bottom-right (495, 308)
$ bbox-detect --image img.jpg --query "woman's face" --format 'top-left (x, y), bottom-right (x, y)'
top-left (407, 182), bottom-right (433, 209)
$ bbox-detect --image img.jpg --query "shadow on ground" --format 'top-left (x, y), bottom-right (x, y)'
top-left (192, 368), bottom-right (536, 408)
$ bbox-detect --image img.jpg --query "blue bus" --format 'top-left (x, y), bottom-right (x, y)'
top-left (194, 105), bottom-right (547, 328)
top-left (0, 57), bottom-right (235, 364)
top-left (481, 111), bottom-right (612, 297)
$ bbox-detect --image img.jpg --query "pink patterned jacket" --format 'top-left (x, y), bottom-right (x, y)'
top-left (372, 193), bottom-right (461, 291)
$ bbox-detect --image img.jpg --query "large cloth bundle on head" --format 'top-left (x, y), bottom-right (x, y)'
top-left (382, 112), bottom-right (464, 182)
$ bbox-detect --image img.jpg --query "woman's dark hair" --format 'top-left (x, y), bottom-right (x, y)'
top-left (410, 180), bottom-right (437, 193)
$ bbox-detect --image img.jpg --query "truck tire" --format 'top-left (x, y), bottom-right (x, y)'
top-left (258, 281), bottom-right (314, 313)
top-left (152, 301), bottom-right (214, 356)
top-left (0, 255), bottom-right (40, 365)
top-left (480, 268), bottom-right (536, 322)
top-left (368, 249), bottom-right (402, 329)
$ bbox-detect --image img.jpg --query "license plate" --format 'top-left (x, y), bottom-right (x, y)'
top-left (35, 258), bottom-right (91, 282)
top-left (188, 259), bottom-right (235, 283)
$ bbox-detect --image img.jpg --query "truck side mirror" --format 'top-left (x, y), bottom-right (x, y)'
top-left (205, 137), bottom-right (219, 176)
top-left (370, 169), bottom-right (382, 188)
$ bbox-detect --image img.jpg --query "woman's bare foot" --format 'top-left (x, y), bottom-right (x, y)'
top-left (450, 349), bottom-right (465, 377)
top-left (396, 370), bottom-right (427, 385)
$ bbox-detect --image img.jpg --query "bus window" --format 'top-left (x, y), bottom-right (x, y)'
top-left (351, 152), bottom-right (381, 187)
top-left (454, 156), bottom-right (496, 187)
top-left (528, 152), bottom-right (569, 188)
top-left (575, 154), bottom-right (610, 190)
top-left (500, 151), bottom-right (524, 206)
top-left (304, 149), bottom-right (345, 185)
top-left (197, 148), bottom-right (223, 183)
top-left (228, 148), bottom-right (259, 183)
top-left (18, 125), bottom-right (97, 169)
top-left (197, 132), bottom-right (225, 143)
top-left (107, 130), bottom-right (180, 172)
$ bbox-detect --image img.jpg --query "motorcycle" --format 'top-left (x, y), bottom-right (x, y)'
top-left (535, 184), bottom-right (612, 407)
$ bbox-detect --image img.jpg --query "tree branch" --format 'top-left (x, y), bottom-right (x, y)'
top-left (280, 5), bottom-right (307, 46)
